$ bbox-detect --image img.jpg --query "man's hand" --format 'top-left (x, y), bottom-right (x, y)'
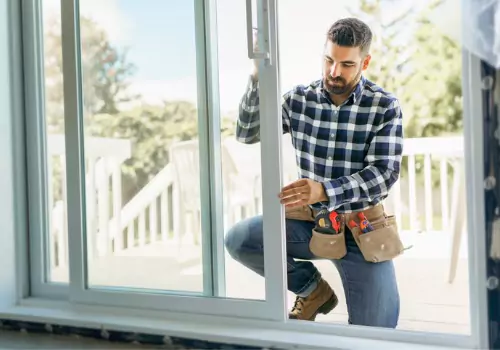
top-left (278, 179), bottom-right (328, 208)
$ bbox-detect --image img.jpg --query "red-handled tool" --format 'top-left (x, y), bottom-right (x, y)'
top-left (357, 213), bottom-right (374, 233)
top-left (348, 220), bottom-right (358, 229)
top-left (315, 209), bottom-right (341, 234)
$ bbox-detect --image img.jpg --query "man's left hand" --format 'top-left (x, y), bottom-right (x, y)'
top-left (278, 178), bottom-right (328, 208)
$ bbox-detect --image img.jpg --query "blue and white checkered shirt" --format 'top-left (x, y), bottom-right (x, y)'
top-left (237, 75), bottom-right (403, 213)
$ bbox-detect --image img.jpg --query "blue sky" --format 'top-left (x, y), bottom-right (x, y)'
top-left (116, 0), bottom-right (197, 82)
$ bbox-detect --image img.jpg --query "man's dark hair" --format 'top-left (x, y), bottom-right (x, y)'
top-left (327, 18), bottom-right (373, 55)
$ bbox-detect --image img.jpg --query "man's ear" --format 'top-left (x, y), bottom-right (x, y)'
top-left (362, 54), bottom-right (371, 70)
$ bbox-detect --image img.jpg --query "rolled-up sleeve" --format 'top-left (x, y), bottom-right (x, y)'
top-left (236, 77), bottom-right (292, 144)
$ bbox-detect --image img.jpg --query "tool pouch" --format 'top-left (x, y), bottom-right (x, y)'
top-left (309, 226), bottom-right (347, 259)
top-left (348, 207), bottom-right (404, 263)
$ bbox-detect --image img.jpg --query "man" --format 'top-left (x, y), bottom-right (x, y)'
top-left (224, 17), bottom-right (403, 328)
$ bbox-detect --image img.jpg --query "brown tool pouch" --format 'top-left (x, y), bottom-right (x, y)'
top-left (309, 204), bottom-right (405, 262)
top-left (284, 204), bottom-right (404, 262)
top-left (285, 206), bottom-right (347, 259)
top-left (346, 205), bottom-right (405, 263)
top-left (309, 226), bottom-right (347, 259)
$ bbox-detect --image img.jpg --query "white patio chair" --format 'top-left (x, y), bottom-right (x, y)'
top-left (168, 139), bottom-right (258, 245)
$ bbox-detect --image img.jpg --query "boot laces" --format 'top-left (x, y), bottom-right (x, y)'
top-left (291, 296), bottom-right (305, 314)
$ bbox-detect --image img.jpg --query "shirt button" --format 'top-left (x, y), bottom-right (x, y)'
top-left (331, 133), bottom-right (335, 138)
top-left (328, 157), bottom-right (333, 161)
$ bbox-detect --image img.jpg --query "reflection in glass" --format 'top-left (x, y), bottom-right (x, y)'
top-left (217, 0), bottom-right (266, 300)
top-left (79, 1), bottom-right (204, 292)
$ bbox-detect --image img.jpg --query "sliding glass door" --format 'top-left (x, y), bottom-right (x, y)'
top-left (26, 0), bottom-right (287, 320)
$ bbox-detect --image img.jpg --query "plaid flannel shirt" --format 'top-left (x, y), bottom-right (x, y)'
top-left (237, 75), bottom-right (403, 213)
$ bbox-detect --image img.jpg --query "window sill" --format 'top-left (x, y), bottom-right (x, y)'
top-left (0, 298), bottom-right (468, 350)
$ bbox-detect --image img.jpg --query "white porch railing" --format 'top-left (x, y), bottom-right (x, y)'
top-left (48, 135), bottom-right (466, 277)
top-left (388, 136), bottom-right (464, 233)
top-left (47, 134), bottom-right (131, 268)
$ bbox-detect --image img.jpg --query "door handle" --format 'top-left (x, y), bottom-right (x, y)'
top-left (246, 0), bottom-right (272, 64)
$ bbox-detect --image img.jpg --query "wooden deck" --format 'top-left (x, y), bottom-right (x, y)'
top-left (52, 230), bottom-right (470, 335)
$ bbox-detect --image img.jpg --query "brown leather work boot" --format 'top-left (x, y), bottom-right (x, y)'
top-left (289, 278), bottom-right (338, 321)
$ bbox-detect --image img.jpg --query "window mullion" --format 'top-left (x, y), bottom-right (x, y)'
top-left (59, 0), bottom-right (87, 298)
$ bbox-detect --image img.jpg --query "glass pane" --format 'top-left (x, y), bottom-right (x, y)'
top-left (276, 0), bottom-right (469, 333)
top-left (79, 1), bottom-right (205, 292)
top-left (217, 0), bottom-right (266, 300)
top-left (42, 0), bottom-right (69, 283)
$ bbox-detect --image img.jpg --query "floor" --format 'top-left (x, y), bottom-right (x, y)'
top-left (51, 230), bottom-right (471, 335)
top-left (0, 330), bottom-right (159, 349)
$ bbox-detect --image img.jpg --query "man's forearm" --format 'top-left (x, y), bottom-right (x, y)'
top-left (321, 164), bottom-right (399, 211)
top-left (236, 76), bottom-right (261, 144)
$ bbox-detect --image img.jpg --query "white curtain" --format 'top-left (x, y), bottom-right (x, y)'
top-left (431, 0), bottom-right (500, 68)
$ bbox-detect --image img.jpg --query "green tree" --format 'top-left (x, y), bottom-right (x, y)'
top-left (403, 1), bottom-right (463, 138)
top-left (44, 15), bottom-right (138, 132)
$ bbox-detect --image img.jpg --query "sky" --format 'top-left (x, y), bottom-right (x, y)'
top-left (43, 0), bottom-right (459, 114)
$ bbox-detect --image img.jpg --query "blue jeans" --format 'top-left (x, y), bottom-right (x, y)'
top-left (224, 215), bottom-right (400, 328)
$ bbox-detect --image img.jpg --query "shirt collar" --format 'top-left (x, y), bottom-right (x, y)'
top-left (351, 75), bottom-right (366, 103)
top-left (319, 75), bottom-right (366, 105)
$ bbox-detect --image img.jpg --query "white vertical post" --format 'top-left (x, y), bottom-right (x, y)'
top-left (408, 154), bottom-right (417, 231)
top-left (150, 199), bottom-right (157, 242)
top-left (161, 189), bottom-right (169, 242)
top-left (253, 0), bottom-right (287, 321)
top-left (440, 158), bottom-right (449, 232)
top-left (172, 185), bottom-right (181, 243)
top-left (424, 154), bottom-right (433, 231)
top-left (97, 158), bottom-right (110, 255)
top-left (448, 161), bottom-right (465, 284)
top-left (127, 221), bottom-right (135, 249)
top-left (112, 160), bottom-right (122, 251)
top-left (60, 0), bottom-right (87, 297)
top-left (138, 210), bottom-right (146, 246)
top-left (393, 178), bottom-right (402, 228)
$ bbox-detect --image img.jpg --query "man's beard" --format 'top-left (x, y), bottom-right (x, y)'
top-left (323, 69), bottom-right (362, 95)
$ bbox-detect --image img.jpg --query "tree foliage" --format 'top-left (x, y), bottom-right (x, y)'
top-left (44, 14), bottom-right (233, 204)
top-left (403, 1), bottom-right (463, 137)
top-left (44, 15), bottom-right (139, 131)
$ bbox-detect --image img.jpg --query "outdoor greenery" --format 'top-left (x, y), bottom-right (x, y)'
top-left (45, 0), bottom-right (462, 206)
top-left (346, 0), bottom-right (462, 185)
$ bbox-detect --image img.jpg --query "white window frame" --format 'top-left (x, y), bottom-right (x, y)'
top-left (3, 0), bottom-right (491, 348)
top-left (23, 0), bottom-right (69, 300)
